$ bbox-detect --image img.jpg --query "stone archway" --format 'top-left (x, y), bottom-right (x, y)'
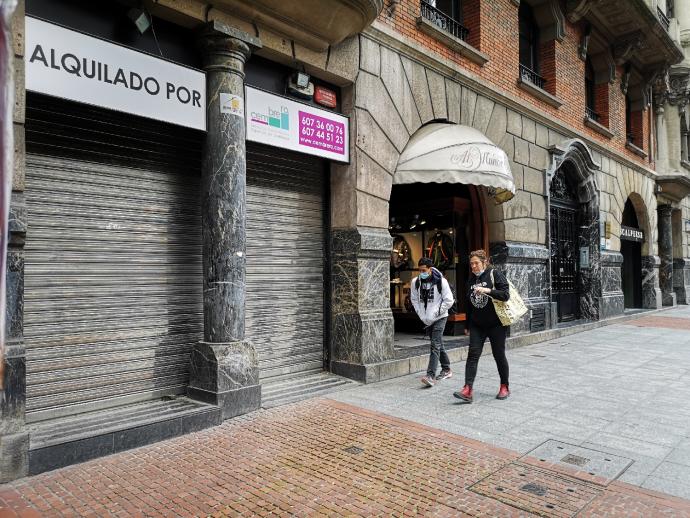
top-left (547, 139), bottom-right (601, 321)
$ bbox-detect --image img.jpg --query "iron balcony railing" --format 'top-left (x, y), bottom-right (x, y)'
top-left (519, 63), bottom-right (546, 90)
top-left (586, 106), bottom-right (600, 122)
top-left (657, 6), bottom-right (670, 30)
top-left (626, 133), bottom-right (635, 144)
top-left (420, 0), bottom-right (469, 42)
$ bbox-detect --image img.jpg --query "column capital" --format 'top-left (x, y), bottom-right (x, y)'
top-left (657, 203), bottom-right (674, 215)
top-left (198, 20), bottom-right (262, 76)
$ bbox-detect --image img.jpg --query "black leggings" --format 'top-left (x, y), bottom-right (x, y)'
top-left (465, 324), bottom-right (509, 387)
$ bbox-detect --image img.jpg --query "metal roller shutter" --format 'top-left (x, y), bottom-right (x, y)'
top-left (24, 94), bottom-right (204, 422)
top-left (246, 143), bottom-right (327, 381)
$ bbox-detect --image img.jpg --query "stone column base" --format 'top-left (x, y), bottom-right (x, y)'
top-left (662, 292), bottom-right (677, 307)
top-left (188, 341), bottom-right (261, 420)
top-left (0, 432), bottom-right (29, 483)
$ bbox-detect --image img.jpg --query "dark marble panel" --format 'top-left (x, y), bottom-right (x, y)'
top-left (29, 433), bottom-right (114, 476)
top-left (0, 432), bottom-right (29, 483)
top-left (5, 250), bottom-right (23, 341)
top-left (0, 353), bottom-right (25, 433)
top-left (673, 258), bottom-right (690, 305)
top-left (332, 310), bottom-right (394, 364)
top-left (578, 212), bottom-right (602, 321)
top-left (113, 410), bottom-right (221, 451)
top-left (657, 206), bottom-right (674, 306)
top-left (600, 294), bottom-right (625, 319)
top-left (601, 252), bottom-right (623, 296)
top-left (641, 255), bottom-right (662, 309)
top-left (330, 227), bottom-right (395, 368)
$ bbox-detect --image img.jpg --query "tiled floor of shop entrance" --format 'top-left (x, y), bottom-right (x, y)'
top-left (1, 399), bottom-right (689, 517)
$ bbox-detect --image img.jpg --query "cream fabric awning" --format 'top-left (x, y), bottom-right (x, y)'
top-left (394, 123), bottom-right (515, 203)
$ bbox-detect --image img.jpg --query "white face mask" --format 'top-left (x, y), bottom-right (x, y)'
top-left (476, 270), bottom-right (485, 277)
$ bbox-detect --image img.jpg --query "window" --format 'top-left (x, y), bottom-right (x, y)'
top-left (625, 93), bottom-right (644, 153)
top-left (585, 57), bottom-right (597, 121)
top-left (519, 2), bottom-right (543, 87)
top-left (668, 0), bottom-right (675, 19)
top-left (420, 0), bottom-right (468, 41)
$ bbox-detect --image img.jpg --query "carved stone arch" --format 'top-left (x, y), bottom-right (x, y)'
top-left (622, 191), bottom-right (653, 257)
top-left (523, 0), bottom-right (565, 42)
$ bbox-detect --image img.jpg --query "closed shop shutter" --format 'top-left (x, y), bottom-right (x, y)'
top-left (24, 93), bottom-right (204, 423)
top-left (246, 143), bottom-right (327, 381)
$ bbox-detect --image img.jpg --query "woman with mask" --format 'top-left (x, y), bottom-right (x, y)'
top-left (453, 250), bottom-right (511, 403)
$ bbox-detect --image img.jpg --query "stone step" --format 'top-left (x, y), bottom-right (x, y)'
top-left (262, 373), bottom-right (359, 409)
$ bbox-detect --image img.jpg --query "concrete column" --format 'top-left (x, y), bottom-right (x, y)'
top-left (657, 204), bottom-right (676, 306)
top-left (188, 21), bottom-right (263, 419)
top-left (664, 103), bottom-right (682, 171)
top-left (656, 105), bottom-right (669, 172)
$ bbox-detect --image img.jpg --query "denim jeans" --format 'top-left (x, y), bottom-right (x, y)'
top-left (426, 317), bottom-right (450, 377)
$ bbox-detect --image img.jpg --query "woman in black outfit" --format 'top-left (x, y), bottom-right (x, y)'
top-left (453, 249), bottom-right (511, 403)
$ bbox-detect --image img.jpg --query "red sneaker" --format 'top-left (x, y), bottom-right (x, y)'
top-left (453, 384), bottom-right (473, 403)
top-left (496, 384), bottom-right (510, 400)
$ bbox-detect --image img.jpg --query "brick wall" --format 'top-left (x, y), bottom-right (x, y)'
top-left (379, 0), bottom-right (651, 166)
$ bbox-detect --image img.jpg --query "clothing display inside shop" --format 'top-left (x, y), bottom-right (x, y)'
top-left (389, 195), bottom-right (479, 334)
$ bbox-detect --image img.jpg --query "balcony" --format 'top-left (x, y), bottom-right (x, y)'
top-left (585, 107), bottom-right (600, 123)
top-left (415, 1), bottom-right (488, 65)
top-left (519, 64), bottom-right (546, 90)
top-left (419, 0), bottom-right (469, 42)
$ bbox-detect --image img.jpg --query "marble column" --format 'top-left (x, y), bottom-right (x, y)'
top-left (188, 21), bottom-right (263, 419)
top-left (657, 204), bottom-right (676, 306)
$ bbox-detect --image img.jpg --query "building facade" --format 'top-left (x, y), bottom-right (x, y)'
top-left (1, 0), bottom-right (689, 481)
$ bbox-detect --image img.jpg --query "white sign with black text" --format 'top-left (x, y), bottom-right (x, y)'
top-left (25, 17), bottom-right (206, 131)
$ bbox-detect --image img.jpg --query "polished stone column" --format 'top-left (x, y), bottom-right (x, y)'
top-left (657, 204), bottom-right (676, 307)
top-left (188, 22), bottom-right (263, 419)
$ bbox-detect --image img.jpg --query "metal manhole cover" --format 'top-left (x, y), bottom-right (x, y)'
top-left (469, 463), bottom-right (602, 518)
top-left (343, 445), bottom-right (364, 455)
top-left (521, 482), bottom-right (547, 496)
top-left (561, 454), bottom-right (589, 467)
top-left (525, 440), bottom-right (633, 484)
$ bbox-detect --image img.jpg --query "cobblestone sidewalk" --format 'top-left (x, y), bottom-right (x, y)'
top-left (1, 398), bottom-right (689, 517)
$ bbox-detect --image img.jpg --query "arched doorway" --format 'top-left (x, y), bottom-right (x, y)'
top-left (621, 198), bottom-right (643, 309)
top-left (549, 164), bottom-right (581, 322)
top-left (389, 183), bottom-right (488, 335)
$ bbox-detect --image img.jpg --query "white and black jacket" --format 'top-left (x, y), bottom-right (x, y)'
top-left (410, 268), bottom-right (455, 326)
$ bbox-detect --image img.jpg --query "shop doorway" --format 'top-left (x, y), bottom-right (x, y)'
top-left (550, 165), bottom-right (581, 322)
top-left (621, 198), bottom-right (643, 309)
top-left (388, 183), bottom-right (487, 337)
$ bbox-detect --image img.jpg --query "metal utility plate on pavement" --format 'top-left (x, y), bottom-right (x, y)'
top-left (468, 463), bottom-right (602, 518)
top-left (524, 440), bottom-right (633, 483)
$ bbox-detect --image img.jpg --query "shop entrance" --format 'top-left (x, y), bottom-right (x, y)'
top-left (550, 166), bottom-right (581, 322)
top-left (388, 183), bottom-right (487, 336)
top-left (621, 198), bottom-right (643, 308)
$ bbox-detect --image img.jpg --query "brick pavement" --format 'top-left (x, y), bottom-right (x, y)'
top-left (624, 315), bottom-right (690, 330)
top-left (1, 399), bottom-right (689, 517)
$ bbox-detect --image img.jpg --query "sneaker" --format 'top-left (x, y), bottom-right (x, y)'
top-left (421, 375), bottom-right (436, 387)
top-left (436, 369), bottom-right (453, 381)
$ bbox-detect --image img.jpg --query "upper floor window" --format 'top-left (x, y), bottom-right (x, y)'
top-left (519, 2), bottom-right (545, 89)
top-left (421, 0), bottom-right (468, 41)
